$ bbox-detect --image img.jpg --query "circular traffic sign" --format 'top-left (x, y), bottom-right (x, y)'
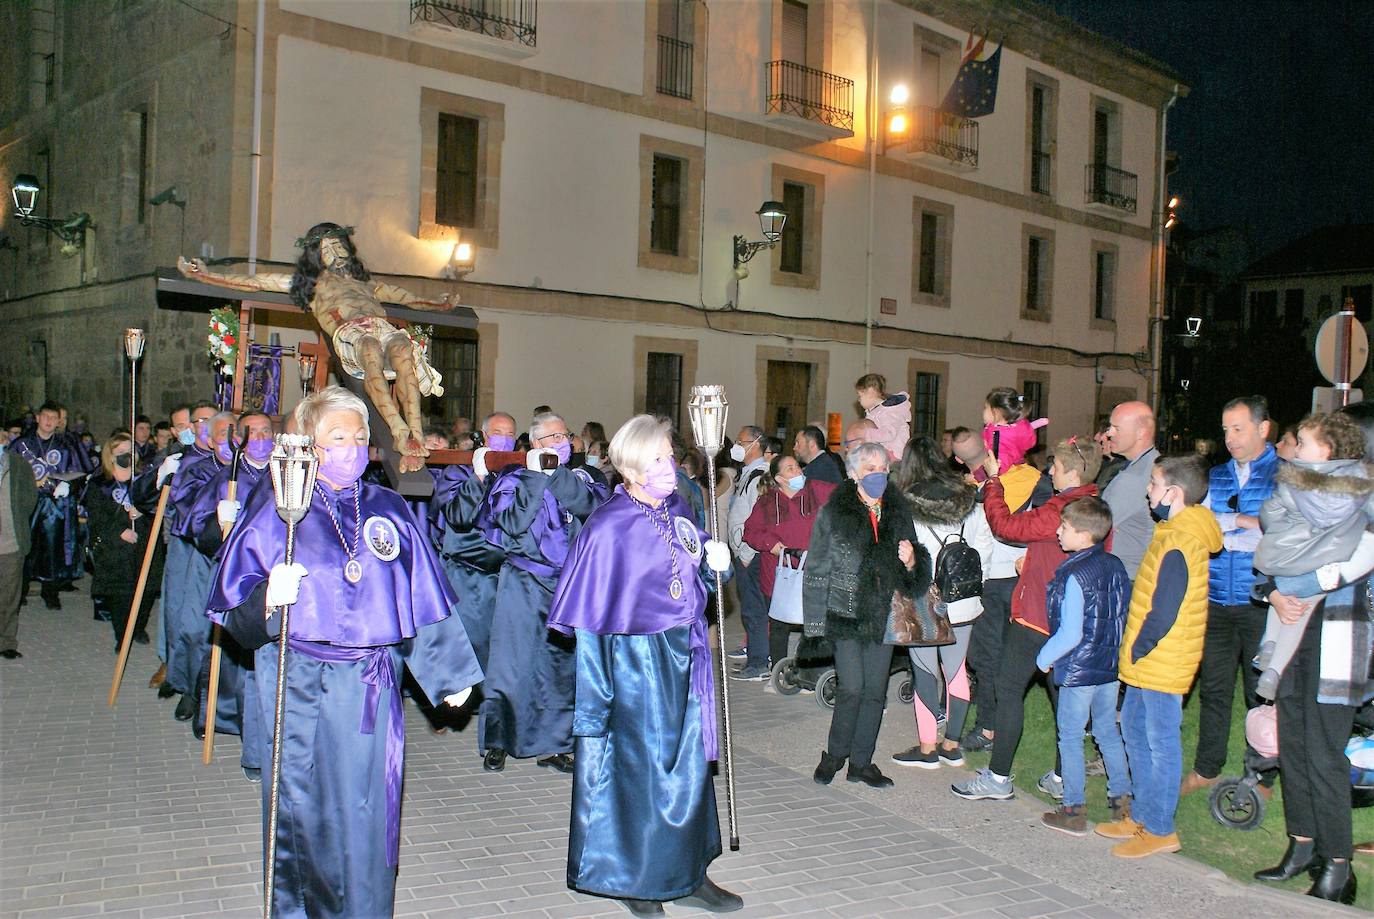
top-left (1315, 312), bottom-right (1369, 385)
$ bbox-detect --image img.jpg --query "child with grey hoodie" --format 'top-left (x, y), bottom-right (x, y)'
top-left (1253, 412), bottom-right (1374, 699)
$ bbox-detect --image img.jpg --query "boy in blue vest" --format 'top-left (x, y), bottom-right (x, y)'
top-left (1036, 496), bottom-right (1133, 836)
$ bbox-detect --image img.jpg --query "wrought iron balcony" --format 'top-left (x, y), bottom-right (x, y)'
top-left (657, 35), bottom-right (693, 100)
top-left (765, 60), bottom-right (854, 135)
top-left (1030, 149), bottom-right (1052, 195)
top-left (908, 105), bottom-right (978, 168)
top-left (1085, 163), bottom-right (1138, 213)
top-left (410, 0), bottom-right (536, 48)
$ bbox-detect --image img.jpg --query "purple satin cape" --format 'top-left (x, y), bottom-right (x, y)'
top-left (548, 488), bottom-right (719, 760)
top-left (207, 479), bottom-right (458, 646)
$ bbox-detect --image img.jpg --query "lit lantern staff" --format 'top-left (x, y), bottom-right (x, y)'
top-left (207, 387), bottom-right (482, 919)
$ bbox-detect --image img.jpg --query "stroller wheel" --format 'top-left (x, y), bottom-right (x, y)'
top-left (771, 658), bottom-right (802, 696)
top-left (898, 677), bottom-right (914, 705)
top-left (816, 668), bottom-right (838, 710)
top-left (1209, 778), bottom-right (1265, 831)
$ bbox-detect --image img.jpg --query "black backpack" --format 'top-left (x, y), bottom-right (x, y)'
top-left (924, 522), bottom-right (983, 603)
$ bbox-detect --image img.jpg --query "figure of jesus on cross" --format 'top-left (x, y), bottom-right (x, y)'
top-left (179, 223), bottom-right (455, 471)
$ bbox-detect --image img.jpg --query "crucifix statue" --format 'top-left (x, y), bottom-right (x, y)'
top-left (179, 223), bottom-right (455, 471)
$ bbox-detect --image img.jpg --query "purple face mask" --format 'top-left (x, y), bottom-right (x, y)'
top-left (318, 444), bottom-right (370, 487)
top-left (195, 419), bottom-right (211, 447)
top-left (214, 438), bottom-right (233, 463)
top-left (487, 434), bottom-right (515, 452)
top-left (245, 437), bottom-right (274, 463)
top-left (641, 456), bottom-right (678, 500)
top-left (552, 441), bottom-right (572, 465)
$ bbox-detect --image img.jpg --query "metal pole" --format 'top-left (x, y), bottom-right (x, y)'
top-left (129, 360), bottom-right (138, 476)
top-left (248, 0), bottom-right (265, 274)
top-left (1149, 84), bottom-right (1180, 417)
top-left (702, 449), bottom-right (739, 851)
top-left (263, 517), bottom-right (295, 919)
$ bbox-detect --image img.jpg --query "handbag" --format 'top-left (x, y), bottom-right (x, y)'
top-left (768, 550), bottom-right (806, 624)
top-left (885, 583), bottom-right (954, 647)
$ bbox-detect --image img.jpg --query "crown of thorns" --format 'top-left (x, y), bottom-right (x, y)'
top-left (294, 225), bottom-right (355, 249)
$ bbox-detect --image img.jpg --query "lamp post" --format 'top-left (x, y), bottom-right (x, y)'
top-left (442, 238), bottom-right (476, 280)
top-left (731, 201), bottom-right (787, 277)
top-left (9, 173), bottom-right (93, 249)
top-left (123, 329), bottom-right (146, 476)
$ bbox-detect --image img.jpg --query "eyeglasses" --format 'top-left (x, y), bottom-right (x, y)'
top-left (535, 432), bottom-right (572, 445)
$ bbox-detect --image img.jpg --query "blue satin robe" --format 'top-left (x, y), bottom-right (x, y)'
top-left (478, 466), bottom-right (606, 758)
top-left (435, 466), bottom-right (505, 672)
top-left (162, 449), bottom-right (222, 692)
top-left (11, 432), bottom-right (94, 581)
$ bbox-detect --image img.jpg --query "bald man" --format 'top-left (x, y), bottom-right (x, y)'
top-left (1101, 401), bottom-right (1159, 579)
top-left (841, 419), bottom-right (879, 457)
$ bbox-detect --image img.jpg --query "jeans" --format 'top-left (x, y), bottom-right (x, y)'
top-left (1056, 682), bottom-right (1131, 807)
top-left (735, 556), bottom-right (770, 669)
top-left (989, 622), bottom-right (1059, 778)
top-left (826, 638), bottom-right (891, 769)
top-left (967, 578), bottom-right (1015, 732)
top-left (1121, 686), bottom-right (1183, 836)
top-left (1193, 602), bottom-right (1265, 778)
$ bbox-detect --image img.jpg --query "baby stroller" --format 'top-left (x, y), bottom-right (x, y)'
top-left (770, 636), bottom-right (915, 710)
top-left (1209, 704), bottom-right (1374, 830)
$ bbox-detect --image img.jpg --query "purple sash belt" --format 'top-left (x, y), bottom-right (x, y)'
top-left (287, 639), bottom-right (405, 866)
top-left (689, 614), bottom-right (719, 762)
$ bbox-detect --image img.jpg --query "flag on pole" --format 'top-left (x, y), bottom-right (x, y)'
top-left (940, 34), bottom-right (1002, 118)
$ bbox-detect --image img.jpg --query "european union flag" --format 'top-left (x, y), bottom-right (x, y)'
top-left (940, 35), bottom-right (1002, 119)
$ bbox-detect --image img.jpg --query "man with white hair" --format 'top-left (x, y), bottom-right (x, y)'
top-left (476, 411), bottom-right (608, 772)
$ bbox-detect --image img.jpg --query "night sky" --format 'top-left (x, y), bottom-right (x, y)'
top-left (1047, 0), bottom-right (1374, 256)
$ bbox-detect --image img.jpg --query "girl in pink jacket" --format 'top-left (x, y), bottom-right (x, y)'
top-left (856, 373), bottom-right (910, 461)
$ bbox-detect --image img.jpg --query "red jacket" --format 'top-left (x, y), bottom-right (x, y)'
top-left (743, 479), bottom-right (837, 595)
top-left (982, 480), bottom-right (1100, 635)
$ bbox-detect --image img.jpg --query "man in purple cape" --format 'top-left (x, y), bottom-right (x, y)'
top-left (548, 415), bottom-right (742, 918)
top-left (12, 401), bottom-right (95, 609)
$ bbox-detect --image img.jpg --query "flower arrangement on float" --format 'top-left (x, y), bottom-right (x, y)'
top-left (207, 306), bottom-right (239, 374)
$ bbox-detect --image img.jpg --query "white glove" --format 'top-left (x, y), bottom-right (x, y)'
top-left (217, 499), bottom-right (241, 529)
top-left (472, 447), bottom-right (490, 479)
top-left (1317, 561), bottom-right (1342, 592)
top-left (526, 447), bottom-right (555, 475)
top-left (705, 539), bottom-right (730, 573)
top-left (52, 481), bottom-right (71, 499)
top-left (442, 686), bottom-right (474, 708)
top-left (265, 562), bottom-right (308, 609)
top-left (157, 454), bottom-right (182, 487)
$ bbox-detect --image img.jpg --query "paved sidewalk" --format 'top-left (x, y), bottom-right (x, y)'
top-left (0, 586), bottom-right (1349, 918)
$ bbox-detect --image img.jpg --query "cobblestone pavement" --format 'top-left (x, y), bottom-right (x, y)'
top-left (0, 585), bottom-right (1350, 918)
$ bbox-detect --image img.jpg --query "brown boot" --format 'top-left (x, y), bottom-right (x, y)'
top-left (1179, 771), bottom-right (1220, 797)
top-left (148, 662), bottom-right (167, 689)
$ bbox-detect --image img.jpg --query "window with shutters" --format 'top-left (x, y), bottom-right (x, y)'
top-left (1025, 72), bottom-right (1058, 197)
top-left (781, 0), bottom-right (807, 66)
top-left (912, 196), bottom-right (954, 306)
top-left (645, 352), bottom-right (684, 429)
top-left (638, 135), bottom-right (703, 273)
top-left (1091, 241), bottom-right (1118, 326)
top-left (1021, 224), bottom-right (1055, 321)
top-left (418, 88), bottom-right (503, 248)
top-left (770, 163), bottom-right (824, 289)
top-left (650, 155), bottom-right (683, 255)
top-left (436, 113), bottom-right (479, 228)
top-left (914, 372), bottom-right (940, 437)
top-left (1020, 377), bottom-right (1047, 447)
top-left (779, 181), bottom-right (806, 274)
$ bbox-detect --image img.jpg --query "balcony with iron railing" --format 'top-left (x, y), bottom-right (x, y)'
top-left (1030, 148), bottom-right (1052, 195)
top-left (1085, 163), bottom-right (1138, 213)
top-left (656, 34), bottom-right (693, 100)
top-left (764, 60), bottom-right (854, 139)
top-left (410, 0), bottom-right (537, 56)
top-left (907, 105), bottom-right (978, 169)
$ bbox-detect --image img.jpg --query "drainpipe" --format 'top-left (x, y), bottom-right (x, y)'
top-left (1149, 83), bottom-right (1180, 416)
top-left (248, 0), bottom-right (265, 273)
top-left (863, 0), bottom-right (878, 371)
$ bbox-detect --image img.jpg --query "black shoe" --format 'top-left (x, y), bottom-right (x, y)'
top-left (192, 721), bottom-right (205, 740)
top-left (676, 876), bottom-right (744, 912)
top-left (1307, 858), bottom-right (1357, 904)
top-left (960, 728), bottom-right (994, 752)
top-left (42, 592), bottom-right (61, 611)
top-left (133, 630), bottom-right (150, 645)
top-left (243, 767), bottom-right (262, 783)
top-left (482, 748), bottom-right (507, 772)
top-left (58, 581), bottom-right (76, 593)
top-left (847, 763), bottom-right (895, 788)
top-left (891, 745), bottom-right (940, 769)
top-left (174, 694), bottom-right (197, 722)
top-left (0, 649), bottom-right (21, 660)
top-left (157, 681), bottom-right (177, 700)
top-left (1255, 836), bottom-right (1322, 882)
top-left (622, 899), bottom-right (665, 917)
top-left (814, 751), bottom-right (845, 785)
top-left (93, 609), bottom-right (111, 623)
top-left (537, 753), bottom-right (575, 773)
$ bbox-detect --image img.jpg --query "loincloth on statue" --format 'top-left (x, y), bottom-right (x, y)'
top-left (332, 316), bottom-right (445, 398)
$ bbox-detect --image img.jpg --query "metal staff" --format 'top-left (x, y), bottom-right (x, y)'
top-left (688, 384), bottom-right (740, 851)
top-left (202, 428), bottom-right (245, 764)
top-left (124, 329), bottom-right (145, 476)
top-left (263, 434), bottom-right (318, 919)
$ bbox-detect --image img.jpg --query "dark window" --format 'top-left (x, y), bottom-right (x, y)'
top-left (1094, 249), bottom-right (1115, 320)
top-left (1342, 284), bottom-right (1373, 323)
top-left (914, 372), bottom-right (940, 437)
top-left (1030, 84), bottom-right (1051, 194)
top-left (436, 113), bottom-right (479, 228)
top-left (918, 211), bottom-right (940, 295)
top-left (132, 111), bottom-right (149, 224)
top-left (1093, 107), bottom-right (1110, 166)
top-left (645, 352), bottom-right (683, 428)
top-left (781, 0), bottom-right (808, 66)
top-left (1249, 290), bottom-right (1278, 327)
top-left (779, 181), bottom-right (806, 274)
top-left (650, 154), bottom-right (683, 255)
top-left (1284, 288), bottom-right (1305, 327)
top-left (1026, 235), bottom-right (1047, 312)
top-left (1022, 380), bottom-right (1045, 446)
top-left (42, 53), bottom-right (55, 105)
top-left (428, 330), bottom-right (479, 425)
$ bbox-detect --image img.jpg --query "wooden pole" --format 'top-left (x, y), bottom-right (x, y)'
top-left (109, 484), bottom-right (171, 707)
top-left (201, 479), bottom-right (238, 764)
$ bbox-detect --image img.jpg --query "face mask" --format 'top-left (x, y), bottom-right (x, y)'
top-left (318, 444), bottom-right (370, 487)
top-left (1149, 497), bottom-right (1171, 523)
top-left (552, 441), bottom-right (572, 465)
top-left (786, 474), bottom-right (806, 492)
top-left (487, 434), bottom-right (515, 452)
top-left (177, 428), bottom-right (196, 446)
top-left (729, 442), bottom-right (750, 463)
top-left (584, 456), bottom-right (601, 470)
top-left (860, 472), bottom-right (888, 498)
top-left (246, 438), bottom-right (274, 464)
top-left (114, 453), bottom-right (133, 469)
top-left (641, 457), bottom-right (678, 500)
top-left (214, 439), bottom-right (234, 463)
top-left (194, 419), bottom-right (211, 446)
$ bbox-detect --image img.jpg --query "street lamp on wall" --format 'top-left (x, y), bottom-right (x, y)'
top-left (883, 84), bottom-right (911, 154)
top-left (443, 239), bottom-right (476, 280)
top-left (732, 201), bottom-right (787, 277)
top-left (9, 172), bottom-right (93, 250)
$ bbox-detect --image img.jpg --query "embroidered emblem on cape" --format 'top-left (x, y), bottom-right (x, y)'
top-left (572, 468), bottom-right (593, 486)
top-left (363, 515), bottom-right (401, 562)
top-left (112, 486), bottom-right (129, 507)
top-left (29, 461), bottom-right (47, 481)
top-left (674, 516), bottom-right (702, 560)
top-left (45, 449), bottom-right (61, 466)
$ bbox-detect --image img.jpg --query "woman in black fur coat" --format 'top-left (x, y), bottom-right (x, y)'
top-left (802, 442), bottom-right (931, 788)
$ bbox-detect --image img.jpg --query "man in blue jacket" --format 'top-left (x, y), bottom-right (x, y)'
top-left (1181, 395), bottom-right (1279, 798)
